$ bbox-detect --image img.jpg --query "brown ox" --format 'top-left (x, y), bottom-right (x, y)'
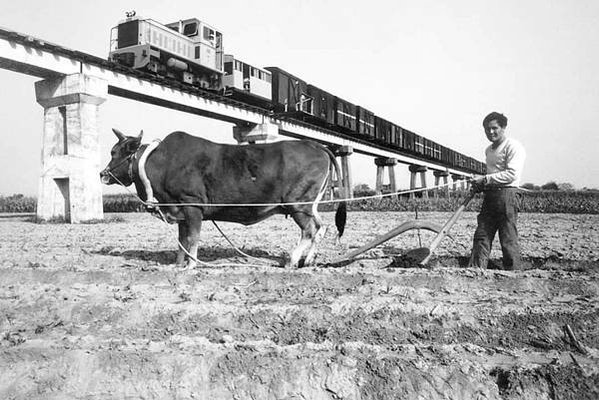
top-left (100, 129), bottom-right (347, 268)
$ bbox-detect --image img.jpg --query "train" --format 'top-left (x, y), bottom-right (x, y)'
top-left (108, 13), bottom-right (485, 175)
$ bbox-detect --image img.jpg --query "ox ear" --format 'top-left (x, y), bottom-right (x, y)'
top-left (112, 128), bottom-right (126, 142)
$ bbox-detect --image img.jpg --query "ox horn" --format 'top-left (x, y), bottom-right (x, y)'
top-left (137, 130), bottom-right (144, 141)
top-left (112, 128), bottom-right (126, 142)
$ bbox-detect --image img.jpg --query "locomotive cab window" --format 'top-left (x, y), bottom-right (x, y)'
top-left (183, 23), bottom-right (198, 37)
top-left (224, 62), bottom-right (233, 75)
top-left (203, 26), bottom-right (215, 43)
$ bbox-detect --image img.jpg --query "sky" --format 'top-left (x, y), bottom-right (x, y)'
top-left (1, 0), bottom-right (598, 196)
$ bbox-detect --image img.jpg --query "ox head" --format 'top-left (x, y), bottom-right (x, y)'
top-left (100, 128), bottom-right (144, 186)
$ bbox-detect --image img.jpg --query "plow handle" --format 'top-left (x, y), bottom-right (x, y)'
top-left (420, 191), bottom-right (476, 265)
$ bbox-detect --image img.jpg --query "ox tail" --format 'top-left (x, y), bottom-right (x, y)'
top-left (324, 147), bottom-right (347, 238)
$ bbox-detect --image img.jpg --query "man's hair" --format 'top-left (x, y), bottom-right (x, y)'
top-left (483, 112), bottom-right (508, 128)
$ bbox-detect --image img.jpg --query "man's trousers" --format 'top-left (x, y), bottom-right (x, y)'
top-left (468, 188), bottom-right (521, 269)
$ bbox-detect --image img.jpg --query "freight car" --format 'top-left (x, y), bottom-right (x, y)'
top-left (109, 13), bottom-right (484, 175)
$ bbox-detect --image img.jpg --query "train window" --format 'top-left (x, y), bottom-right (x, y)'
top-left (203, 26), bottom-right (215, 42)
top-left (264, 73), bottom-right (271, 83)
top-left (183, 23), bottom-right (198, 36)
top-left (195, 46), bottom-right (200, 59)
top-left (224, 62), bottom-right (233, 75)
top-left (235, 60), bottom-right (243, 71)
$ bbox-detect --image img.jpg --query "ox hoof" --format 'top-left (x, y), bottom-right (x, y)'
top-left (286, 259), bottom-right (311, 269)
top-left (284, 260), bottom-right (301, 269)
top-left (178, 260), bottom-right (197, 270)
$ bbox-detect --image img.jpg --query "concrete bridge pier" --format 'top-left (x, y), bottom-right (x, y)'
top-left (35, 73), bottom-right (107, 223)
top-left (233, 122), bottom-right (279, 144)
top-left (409, 164), bottom-right (428, 199)
top-left (375, 157), bottom-right (398, 195)
top-left (328, 145), bottom-right (353, 199)
top-left (433, 170), bottom-right (450, 198)
top-left (452, 174), bottom-right (467, 190)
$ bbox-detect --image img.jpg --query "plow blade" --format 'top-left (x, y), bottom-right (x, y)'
top-left (331, 220), bottom-right (443, 264)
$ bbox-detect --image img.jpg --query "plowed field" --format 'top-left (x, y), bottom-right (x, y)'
top-left (1, 211), bottom-right (598, 399)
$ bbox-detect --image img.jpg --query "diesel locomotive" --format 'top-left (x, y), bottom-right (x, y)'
top-left (109, 13), bottom-right (485, 175)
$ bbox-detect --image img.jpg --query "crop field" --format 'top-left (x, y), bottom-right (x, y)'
top-left (0, 210), bottom-right (598, 399)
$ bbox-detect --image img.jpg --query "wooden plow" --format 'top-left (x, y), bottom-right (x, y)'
top-left (332, 191), bottom-right (476, 266)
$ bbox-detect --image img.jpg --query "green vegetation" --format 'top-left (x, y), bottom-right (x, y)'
top-left (0, 194), bottom-right (36, 213)
top-left (341, 189), bottom-right (599, 214)
top-left (2, 187), bottom-right (598, 214)
top-left (102, 194), bottom-right (146, 213)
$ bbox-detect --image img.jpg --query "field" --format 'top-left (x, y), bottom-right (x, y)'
top-left (0, 211), bottom-right (598, 399)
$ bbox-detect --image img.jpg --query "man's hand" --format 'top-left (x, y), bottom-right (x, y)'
top-left (470, 175), bottom-right (486, 193)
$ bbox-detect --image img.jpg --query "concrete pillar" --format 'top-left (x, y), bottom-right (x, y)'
top-left (35, 74), bottom-right (107, 223)
top-left (433, 170), bottom-right (450, 198)
top-left (233, 122), bottom-right (279, 144)
top-left (451, 174), bottom-right (466, 190)
top-left (327, 145), bottom-right (353, 199)
top-left (374, 157), bottom-right (398, 195)
top-left (408, 164), bottom-right (428, 199)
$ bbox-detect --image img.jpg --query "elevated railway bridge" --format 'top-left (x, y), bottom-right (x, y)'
top-left (0, 27), bottom-right (474, 222)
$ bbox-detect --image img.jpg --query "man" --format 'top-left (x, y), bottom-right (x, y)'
top-left (468, 112), bottom-right (526, 270)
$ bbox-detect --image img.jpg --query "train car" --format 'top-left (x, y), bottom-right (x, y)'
top-left (440, 145), bottom-right (451, 166)
top-left (480, 160), bottom-right (487, 174)
top-left (448, 149), bottom-right (458, 168)
top-left (432, 141), bottom-right (442, 161)
top-left (424, 138), bottom-right (434, 159)
top-left (374, 117), bottom-right (394, 144)
top-left (396, 125), bottom-right (409, 150)
top-left (458, 153), bottom-right (467, 169)
top-left (391, 124), bottom-right (402, 149)
top-left (222, 55), bottom-right (272, 106)
top-left (402, 128), bottom-right (416, 153)
top-left (265, 66), bottom-right (312, 114)
top-left (109, 15), bottom-right (224, 89)
top-left (335, 97), bottom-right (357, 133)
top-left (388, 123), bottom-right (400, 148)
top-left (307, 84), bottom-right (336, 125)
top-left (470, 157), bottom-right (477, 173)
top-left (356, 107), bottom-right (375, 139)
top-left (414, 134), bottom-right (425, 157)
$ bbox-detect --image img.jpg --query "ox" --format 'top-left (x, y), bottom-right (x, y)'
top-left (100, 129), bottom-right (347, 268)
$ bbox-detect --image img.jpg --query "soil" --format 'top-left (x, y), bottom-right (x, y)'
top-left (0, 211), bottom-right (598, 399)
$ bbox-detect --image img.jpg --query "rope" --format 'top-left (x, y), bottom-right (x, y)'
top-left (104, 170), bottom-right (465, 269)
top-left (106, 164), bottom-right (532, 268)
top-left (153, 206), bottom-right (279, 269)
top-left (107, 170), bottom-right (458, 208)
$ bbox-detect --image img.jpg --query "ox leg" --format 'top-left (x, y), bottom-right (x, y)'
top-left (289, 209), bottom-right (319, 268)
top-left (304, 208), bottom-right (327, 265)
top-left (181, 208), bottom-right (204, 269)
top-left (176, 222), bottom-right (189, 267)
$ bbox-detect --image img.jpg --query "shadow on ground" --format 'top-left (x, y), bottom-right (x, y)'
top-left (92, 246), bottom-right (286, 266)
